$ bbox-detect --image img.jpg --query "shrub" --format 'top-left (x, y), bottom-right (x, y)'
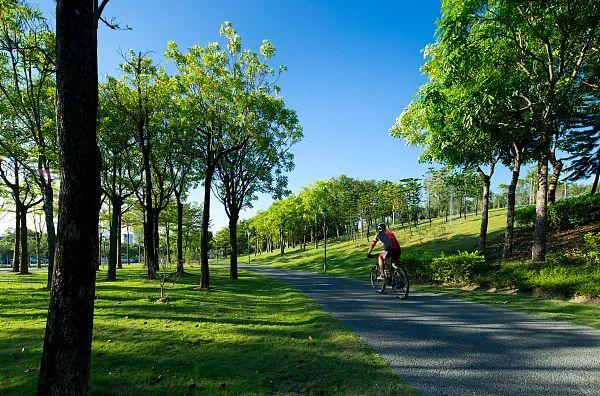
top-left (583, 232), bottom-right (600, 265)
top-left (514, 194), bottom-right (600, 230)
top-left (548, 194), bottom-right (600, 230)
top-left (430, 251), bottom-right (486, 283)
top-left (514, 204), bottom-right (536, 228)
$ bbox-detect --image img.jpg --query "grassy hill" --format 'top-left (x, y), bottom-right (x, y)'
top-left (248, 208), bottom-right (508, 279)
top-left (248, 208), bottom-right (600, 329)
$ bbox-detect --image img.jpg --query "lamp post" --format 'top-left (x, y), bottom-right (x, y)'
top-left (246, 230), bottom-right (251, 265)
top-left (322, 208), bottom-right (327, 272)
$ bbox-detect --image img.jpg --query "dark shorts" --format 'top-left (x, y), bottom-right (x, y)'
top-left (380, 249), bottom-right (401, 263)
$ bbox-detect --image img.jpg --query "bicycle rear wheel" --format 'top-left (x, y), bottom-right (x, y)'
top-left (370, 266), bottom-right (386, 293)
top-left (391, 268), bottom-right (410, 299)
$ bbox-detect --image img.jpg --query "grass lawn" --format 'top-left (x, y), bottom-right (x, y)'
top-left (0, 265), bottom-right (414, 395)
top-left (248, 208), bottom-right (600, 329)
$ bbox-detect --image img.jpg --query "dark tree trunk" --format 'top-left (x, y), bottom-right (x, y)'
top-left (36, 231), bottom-right (42, 269)
top-left (228, 214), bottom-right (239, 280)
top-left (548, 159), bottom-right (562, 204)
top-left (592, 160), bottom-right (599, 194)
top-left (200, 166), bottom-right (214, 289)
top-left (176, 196), bottom-right (184, 274)
top-left (165, 223), bottom-right (171, 264)
top-left (37, 1), bottom-right (102, 394)
top-left (153, 211), bottom-right (160, 269)
top-left (43, 184), bottom-right (56, 289)
top-left (279, 226), bottom-right (285, 256)
top-left (107, 199), bottom-right (120, 281)
top-left (503, 149), bottom-right (521, 259)
top-left (477, 162), bottom-right (495, 252)
top-left (532, 151), bottom-right (549, 261)
top-left (19, 207), bottom-right (29, 275)
top-left (144, 208), bottom-right (156, 278)
top-left (116, 210), bottom-right (122, 269)
top-left (12, 207), bottom-right (21, 273)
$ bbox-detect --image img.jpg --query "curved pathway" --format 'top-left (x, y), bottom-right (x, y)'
top-left (242, 266), bottom-right (600, 396)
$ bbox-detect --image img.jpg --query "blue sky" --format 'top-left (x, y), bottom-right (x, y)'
top-left (34, 0), bottom-right (517, 231)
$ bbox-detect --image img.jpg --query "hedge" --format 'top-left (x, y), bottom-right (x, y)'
top-left (514, 193), bottom-right (600, 230)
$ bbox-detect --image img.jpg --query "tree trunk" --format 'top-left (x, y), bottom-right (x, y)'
top-left (228, 214), bottom-right (239, 280)
top-left (38, 1), bottom-right (102, 394)
top-left (144, 208), bottom-right (156, 278)
top-left (532, 153), bottom-right (549, 261)
top-left (116, 210), bottom-right (122, 269)
top-left (153, 211), bottom-right (160, 270)
top-left (548, 159), bottom-right (562, 204)
top-left (503, 149), bottom-right (521, 259)
top-left (477, 162), bottom-right (495, 252)
top-left (107, 199), bottom-right (120, 281)
top-left (19, 207), bottom-right (30, 275)
top-left (166, 223), bottom-right (171, 264)
top-left (36, 231), bottom-right (42, 269)
top-left (43, 183), bottom-right (56, 289)
top-left (279, 226), bottom-right (285, 256)
top-left (199, 166), bottom-right (214, 289)
top-left (176, 197), bottom-right (184, 274)
top-left (12, 207), bottom-right (21, 273)
top-left (592, 160), bottom-right (599, 194)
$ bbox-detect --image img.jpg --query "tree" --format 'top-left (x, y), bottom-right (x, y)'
top-left (214, 77), bottom-right (302, 279)
top-left (166, 22), bottom-right (278, 289)
top-left (0, 1), bottom-right (58, 287)
top-left (38, 1), bottom-right (110, 394)
top-left (448, 0), bottom-right (599, 261)
top-left (98, 89), bottom-right (136, 280)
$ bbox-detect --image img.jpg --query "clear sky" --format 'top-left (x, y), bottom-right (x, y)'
top-left (26, 0), bottom-right (516, 232)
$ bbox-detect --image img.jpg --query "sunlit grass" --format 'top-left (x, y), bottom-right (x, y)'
top-left (0, 265), bottom-right (414, 395)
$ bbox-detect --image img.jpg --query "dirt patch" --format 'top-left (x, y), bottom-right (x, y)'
top-left (485, 221), bottom-right (600, 261)
top-left (570, 295), bottom-right (600, 304)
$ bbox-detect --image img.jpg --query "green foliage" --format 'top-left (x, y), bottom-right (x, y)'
top-left (430, 251), bottom-right (487, 283)
top-left (515, 194), bottom-right (600, 230)
top-left (514, 205), bottom-right (536, 228)
top-left (583, 232), bottom-right (600, 265)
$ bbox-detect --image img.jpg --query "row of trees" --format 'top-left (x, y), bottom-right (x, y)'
top-left (391, 0), bottom-right (599, 261)
top-left (1, 1), bottom-right (302, 393)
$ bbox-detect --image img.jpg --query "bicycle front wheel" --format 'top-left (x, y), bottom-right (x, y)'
top-left (391, 268), bottom-right (410, 299)
top-left (370, 266), bottom-right (386, 293)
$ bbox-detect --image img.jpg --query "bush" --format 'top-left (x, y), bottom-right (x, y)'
top-left (514, 204), bottom-right (536, 228)
top-left (548, 194), bottom-right (600, 230)
top-left (430, 251), bottom-right (487, 283)
top-left (514, 194), bottom-right (600, 230)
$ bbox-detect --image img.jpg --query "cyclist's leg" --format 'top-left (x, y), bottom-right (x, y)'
top-left (377, 252), bottom-right (386, 279)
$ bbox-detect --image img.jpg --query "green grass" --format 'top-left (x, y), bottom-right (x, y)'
top-left (249, 208), bottom-right (508, 278)
top-left (0, 265), bottom-right (414, 395)
top-left (248, 208), bottom-right (600, 329)
top-left (415, 284), bottom-right (600, 329)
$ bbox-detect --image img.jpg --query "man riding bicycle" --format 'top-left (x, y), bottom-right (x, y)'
top-left (367, 223), bottom-right (401, 280)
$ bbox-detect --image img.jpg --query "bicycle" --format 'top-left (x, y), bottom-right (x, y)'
top-left (368, 254), bottom-right (410, 299)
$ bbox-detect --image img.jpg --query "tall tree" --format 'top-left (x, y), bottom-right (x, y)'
top-left (0, 0), bottom-right (58, 288)
top-left (214, 86), bottom-right (302, 279)
top-left (167, 22), bottom-right (277, 289)
top-left (38, 1), bottom-right (110, 393)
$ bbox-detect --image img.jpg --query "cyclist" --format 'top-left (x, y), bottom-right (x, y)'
top-left (367, 223), bottom-right (401, 280)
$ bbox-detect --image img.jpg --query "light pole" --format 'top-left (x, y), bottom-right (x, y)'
top-left (322, 208), bottom-right (327, 272)
top-left (246, 230), bottom-right (251, 265)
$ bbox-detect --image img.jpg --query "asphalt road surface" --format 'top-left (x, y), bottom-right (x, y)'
top-left (242, 266), bottom-right (600, 396)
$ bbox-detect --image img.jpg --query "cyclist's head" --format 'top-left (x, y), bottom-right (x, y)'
top-left (377, 223), bottom-right (386, 232)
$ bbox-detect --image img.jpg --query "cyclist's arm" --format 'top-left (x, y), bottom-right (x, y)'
top-left (367, 238), bottom-right (378, 255)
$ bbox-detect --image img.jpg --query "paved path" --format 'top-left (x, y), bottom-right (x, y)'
top-left (242, 266), bottom-right (600, 396)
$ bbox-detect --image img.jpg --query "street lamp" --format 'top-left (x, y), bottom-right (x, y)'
top-left (322, 208), bottom-right (327, 272)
